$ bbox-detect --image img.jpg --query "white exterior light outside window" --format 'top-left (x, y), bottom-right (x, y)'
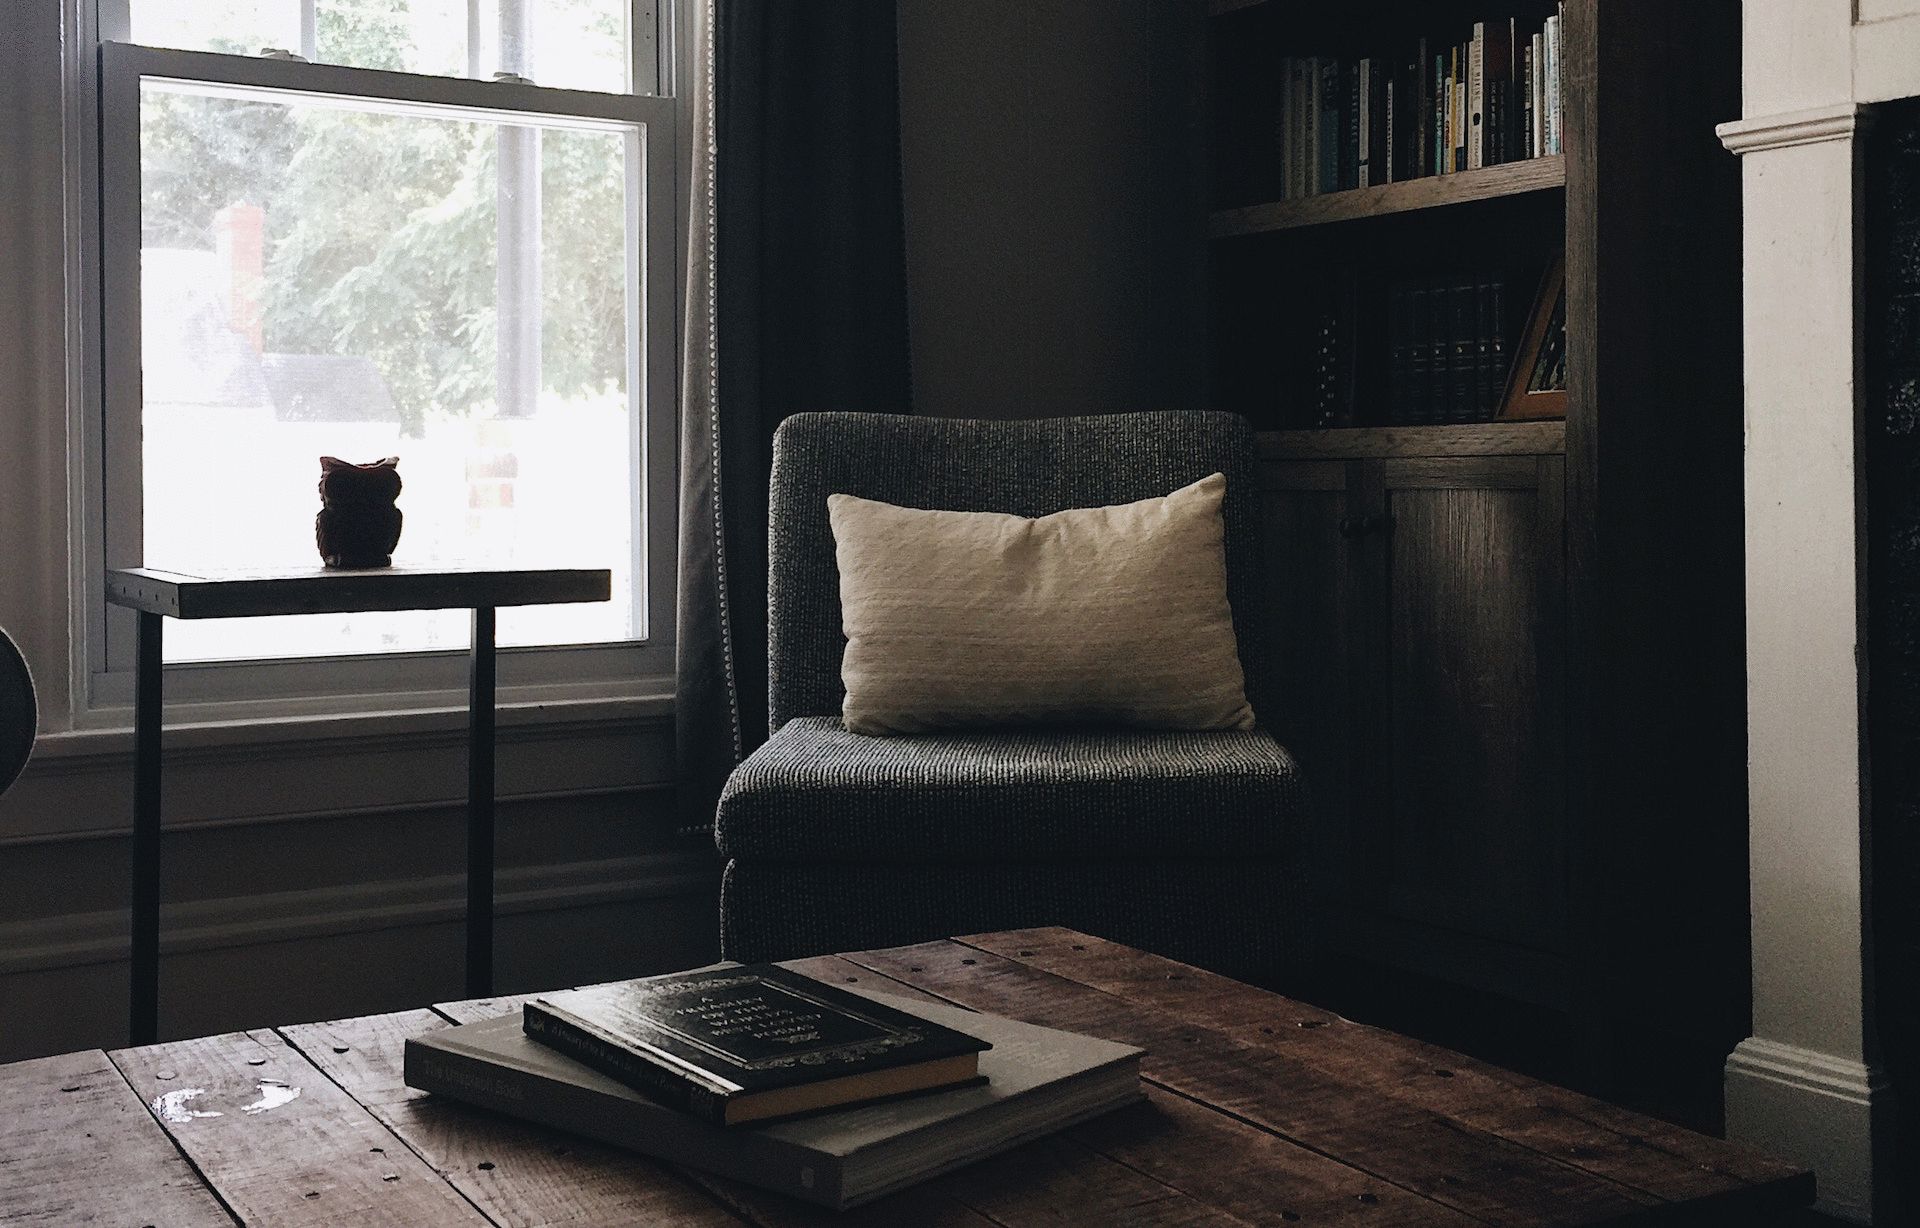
top-left (77, 0), bottom-right (676, 718)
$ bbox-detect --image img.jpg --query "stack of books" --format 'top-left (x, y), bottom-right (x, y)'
top-left (1387, 274), bottom-right (1512, 424)
top-left (404, 963), bottom-right (1144, 1210)
top-left (1272, 8), bottom-right (1566, 198)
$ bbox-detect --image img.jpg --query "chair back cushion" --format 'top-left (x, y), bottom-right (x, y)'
top-left (768, 411), bottom-right (1272, 730)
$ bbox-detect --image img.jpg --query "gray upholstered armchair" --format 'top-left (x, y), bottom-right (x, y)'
top-left (714, 411), bottom-right (1317, 981)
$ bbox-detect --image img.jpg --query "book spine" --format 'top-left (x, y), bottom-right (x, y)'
top-left (1305, 57), bottom-right (1320, 196)
top-left (1436, 52), bottom-right (1448, 173)
top-left (1320, 58), bottom-right (1340, 194)
top-left (1357, 58), bottom-right (1371, 188)
top-left (1287, 59), bottom-right (1303, 200)
top-left (1342, 59), bottom-right (1359, 191)
top-left (522, 1003), bottom-right (730, 1126)
top-left (1476, 276), bottom-right (1496, 420)
top-left (1410, 282), bottom-right (1433, 424)
top-left (1544, 15), bottom-right (1560, 156)
top-left (1488, 276), bottom-right (1509, 418)
top-left (1522, 42), bottom-right (1535, 159)
top-left (1468, 24), bottom-right (1485, 171)
top-left (1388, 285), bottom-right (1412, 426)
top-left (1450, 278), bottom-right (1477, 423)
top-left (1370, 59), bottom-right (1389, 185)
top-left (1413, 39), bottom-right (1431, 179)
top-left (1453, 68), bottom-right (1467, 174)
top-left (1384, 77), bottom-right (1395, 184)
top-left (403, 1039), bottom-right (846, 1210)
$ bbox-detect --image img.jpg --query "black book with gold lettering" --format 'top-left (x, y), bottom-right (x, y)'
top-left (523, 964), bottom-right (991, 1126)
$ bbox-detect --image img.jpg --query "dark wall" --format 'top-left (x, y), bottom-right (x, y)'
top-left (895, 0), bottom-right (1208, 419)
top-left (1866, 94), bottom-right (1920, 1210)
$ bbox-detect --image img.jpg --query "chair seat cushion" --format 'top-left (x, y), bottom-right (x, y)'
top-left (715, 716), bottom-right (1308, 863)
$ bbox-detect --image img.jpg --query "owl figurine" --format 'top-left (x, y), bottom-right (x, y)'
top-left (315, 455), bottom-right (403, 569)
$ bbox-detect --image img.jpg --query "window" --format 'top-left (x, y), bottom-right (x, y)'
top-left (85, 0), bottom-right (676, 702)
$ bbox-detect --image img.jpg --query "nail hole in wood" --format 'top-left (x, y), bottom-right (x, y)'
top-left (908, 966), bottom-right (922, 972)
top-left (1018, 950), bottom-right (1033, 956)
top-left (960, 958), bottom-right (976, 965)
top-left (60, 1084), bottom-right (81, 1093)
top-left (332, 1046), bottom-right (350, 1054)
top-left (1260, 1026), bottom-right (1275, 1035)
top-left (1071, 944), bottom-right (1085, 950)
top-left (155, 1070), bottom-right (176, 1080)
top-left (478, 1162), bottom-right (495, 1171)
top-left (246, 1058), bottom-right (266, 1066)
top-left (381, 1174), bottom-right (399, 1182)
top-left (844, 977), bottom-right (858, 983)
top-left (1356, 1192), bottom-right (1379, 1204)
top-left (370, 1147), bottom-right (384, 1154)
top-left (1431, 1068), bottom-right (1454, 1078)
top-left (304, 1192), bottom-right (320, 1200)
top-left (1298, 1020), bottom-right (1326, 1029)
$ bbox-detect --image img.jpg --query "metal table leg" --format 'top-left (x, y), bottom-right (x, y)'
top-left (130, 611), bottom-right (162, 1046)
top-left (466, 606), bottom-right (497, 997)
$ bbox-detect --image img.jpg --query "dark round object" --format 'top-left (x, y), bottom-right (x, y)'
top-left (0, 626), bottom-right (36, 795)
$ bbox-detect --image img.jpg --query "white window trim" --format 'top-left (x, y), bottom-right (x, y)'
top-left (58, 2), bottom-right (683, 733)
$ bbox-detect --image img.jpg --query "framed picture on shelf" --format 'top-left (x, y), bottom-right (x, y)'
top-left (1498, 256), bottom-right (1569, 420)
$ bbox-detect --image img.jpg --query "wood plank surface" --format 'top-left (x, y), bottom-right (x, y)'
top-left (430, 986), bottom-right (1255, 1228)
top-left (798, 955), bottom-right (1478, 1227)
top-left (111, 1028), bottom-right (486, 1226)
top-left (0, 1048), bottom-right (235, 1227)
top-left (280, 1010), bottom-right (742, 1228)
top-left (846, 940), bottom-right (1661, 1224)
top-left (960, 929), bottom-right (1815, 1210)
top-left (1259, 421), bottom-right (1567, 461)
top-left (1210, 157), bottom-right (1565, 238)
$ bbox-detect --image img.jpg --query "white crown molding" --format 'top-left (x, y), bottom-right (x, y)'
top-left (1726, 1037), bottom-right (1896, 1221)
top-left (1717, 102), bottom-right (1874, 155)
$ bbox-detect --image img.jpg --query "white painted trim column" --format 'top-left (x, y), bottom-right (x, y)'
top-left (1716, 78), bottom-right (1894, 1227)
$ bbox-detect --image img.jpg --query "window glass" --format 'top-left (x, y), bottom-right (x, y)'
top-left (138, 80), bottom-right (640, 660)
top-left (127, 0), bottom-right (632, 94)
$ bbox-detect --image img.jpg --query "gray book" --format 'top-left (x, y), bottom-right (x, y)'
top-left (404, 989), bottom-right (1143, 1211)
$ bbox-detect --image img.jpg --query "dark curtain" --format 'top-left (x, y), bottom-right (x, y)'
top-left (676, 1), bottom-right (914, 833)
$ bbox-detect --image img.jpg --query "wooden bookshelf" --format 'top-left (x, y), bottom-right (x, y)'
top-left (1211, 156), bottom-right (1564, 238)
top-left (1258, 419), bottom-right (1564, 460)
top-left (1216, 0), bottom-right (1749, 1082)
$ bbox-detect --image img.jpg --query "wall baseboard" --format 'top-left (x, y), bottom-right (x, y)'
top-left (1725, 1036), bottom-right (1898, 1222)
top-left (0, 849), bottom-right (724, 1061)
top-left (0, 850), bottom-right (717, 976)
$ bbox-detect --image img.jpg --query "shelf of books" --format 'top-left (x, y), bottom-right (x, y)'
top-left (1210, 3), bottom-right (1570, 434)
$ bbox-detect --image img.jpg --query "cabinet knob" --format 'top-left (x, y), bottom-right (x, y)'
top-left (1339, 514), bottom-right (1393, 538)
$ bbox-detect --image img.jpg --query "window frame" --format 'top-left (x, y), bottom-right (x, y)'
top-left (70, 2), bottom-right (680, 728)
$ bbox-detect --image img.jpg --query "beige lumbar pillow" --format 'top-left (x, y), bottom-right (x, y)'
top-left (827, 474), bottom-right (1255, 735)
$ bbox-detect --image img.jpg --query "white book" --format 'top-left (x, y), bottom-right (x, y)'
top-left (1544, 15), bottom-right (1560, 155)
top-left (1468, 24), bottom-right (1485, 170)
top-left (1531, 32), bottom-right (1545, 157)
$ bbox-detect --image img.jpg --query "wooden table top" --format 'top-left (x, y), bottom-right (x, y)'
top-left (105, 564), bottom-right (611, 619)
top-left (0, 928), bottom-right (1812, 1226)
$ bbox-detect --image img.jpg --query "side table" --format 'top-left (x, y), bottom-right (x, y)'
top-left (104, 565), bottom-right (611, 1046)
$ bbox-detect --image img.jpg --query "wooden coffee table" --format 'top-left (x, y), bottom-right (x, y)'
top-left (0, 928), bottom-right (1812, 1225)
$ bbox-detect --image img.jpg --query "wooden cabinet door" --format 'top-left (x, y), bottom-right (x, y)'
top-left (1348, 455), bottom-right (1568, 975)
top-left (1257, 458), bottom-right (1359, 902)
